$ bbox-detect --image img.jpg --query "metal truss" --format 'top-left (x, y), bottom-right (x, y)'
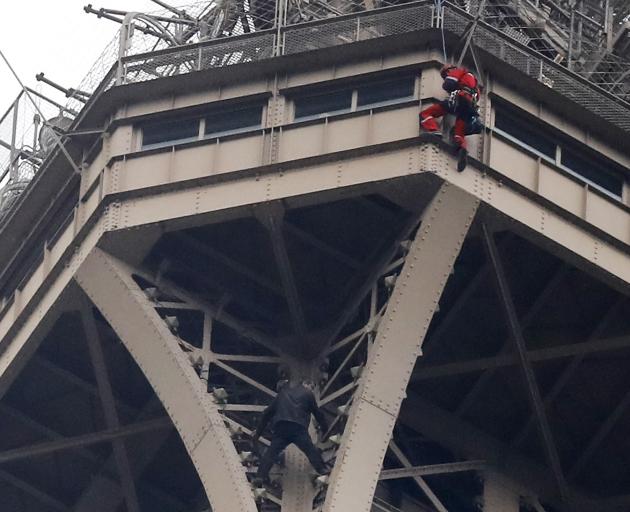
top-left (75, 248), bottom-right (260, 512)
top-left (322, 184), bottom-right (479, 511)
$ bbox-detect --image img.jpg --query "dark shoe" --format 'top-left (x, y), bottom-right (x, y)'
top-left (457, 147), bottom-right (468, 172)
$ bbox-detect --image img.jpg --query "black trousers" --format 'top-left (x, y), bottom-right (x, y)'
top-left (257, 421), bottom-right (327, 480)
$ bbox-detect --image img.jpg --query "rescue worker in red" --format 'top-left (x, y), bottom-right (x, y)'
top-left (419, 64), bottom-right (481, 171)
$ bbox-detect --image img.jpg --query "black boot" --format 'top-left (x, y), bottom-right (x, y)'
top-left (457, 147), bottom-right (468, 172)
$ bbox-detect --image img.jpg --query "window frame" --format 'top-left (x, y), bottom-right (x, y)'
top-left (139, 102), bottom-right (265, 150)
top-left (492, 103), bottom-right (626, 201)
top-left (290, 73), bottom-right (418, 123)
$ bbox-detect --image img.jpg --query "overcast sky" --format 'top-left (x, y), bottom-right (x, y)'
top-left (0, 0), bottom-right (163, 109)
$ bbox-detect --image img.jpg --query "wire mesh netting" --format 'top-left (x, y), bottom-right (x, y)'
top-left (120, 32), bottom-right (275, 85)
top-left (443, 6), bottom-right (630, 131)
top-left (0, 91), bottom-right (69, 219)
top-left (283, 3), bottom-right (433, 54)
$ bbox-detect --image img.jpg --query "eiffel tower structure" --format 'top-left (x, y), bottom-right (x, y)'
top-left (0, 1), bottom-right (629, 512)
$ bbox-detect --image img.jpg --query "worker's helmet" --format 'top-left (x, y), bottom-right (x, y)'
top-left (440, 64), bottom-right (456, 78)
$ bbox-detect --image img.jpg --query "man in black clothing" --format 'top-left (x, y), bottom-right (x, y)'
top-left (253, 380), bottom-right (329, 482)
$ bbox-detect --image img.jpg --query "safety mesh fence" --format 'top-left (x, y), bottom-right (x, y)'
top-left (0, 92), bottom-right (63, 220)
top-left (443, 6), bottom-right (630, 132)
top-left (283, 3), bottom-right (434, 54)
top-left (119, 32), bottom-right (276, 85)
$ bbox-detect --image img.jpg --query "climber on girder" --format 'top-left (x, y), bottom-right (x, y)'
top-left (419, 64), bottom-right (483, 172)
top-left (252, 379), bottom-right (329, 483)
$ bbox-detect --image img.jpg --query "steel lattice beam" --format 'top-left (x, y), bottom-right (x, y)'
top-left (482, 223), bottom-right (570, 505)
top-left (81, 302), bottom-right (141, 512)
top-left (75, 248), bottom-right (258, 512)
top-left (322, 183), bottom-right (479, 512)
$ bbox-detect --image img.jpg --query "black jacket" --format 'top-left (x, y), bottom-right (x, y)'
top-left (255, 384), bottom-right (329, 435)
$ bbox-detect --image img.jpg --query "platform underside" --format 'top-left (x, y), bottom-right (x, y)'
top-left (1, 174), bottom-right (629, 512)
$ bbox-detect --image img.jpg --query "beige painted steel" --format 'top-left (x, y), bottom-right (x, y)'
top-left (102, 141), bottom-right (630, 285)
top-left (75, 248), bottom-right (257, 512)
top-left (322, 183), bottom-right (479, 512)
top-left (483, 471), bottom-right (521, 512)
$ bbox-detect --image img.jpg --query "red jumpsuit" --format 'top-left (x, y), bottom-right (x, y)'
top-left (420, 66), bottom-right (479, 149)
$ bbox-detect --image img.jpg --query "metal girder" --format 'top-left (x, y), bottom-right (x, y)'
top-left (173, 232), bottom-right (284, 296)
top-left (568, 386), bottom-right (630, 480)
top-left (73, 398), bottom-right (182, 512)
top-left (388, 441), bottom-right (448, 512)
top-left (483, 471), bottom-right (520, 512)
top-left (454, 265), bottom-right (568, 416)
top-left (257, 202), bottom-right (307, 338)
top-left (103, 143), bottom-right (630, 290)
top-left (80, 301), bottom-right (140, 512)
top-left (379, 460), bottom-right (486, 480)
top-left (482, 224), bottom-right (569, 505)
top-left (399, 392), bottom-right (566, 506)
top-left (322, 184), bottom-right (479, 512)
top-left (512, 299), bottom-right (625, 448)
top-left (412, 333), bottom-right (630, 380)
top-left (0, 469), bottom-right (70, 512)
top-left (284, 222), bottom-right (362, 270)
top-left (75, 248), bottom-right (258, 512)
top-left (0, 403), bottom-right (183, 511)
top-left (0, 418), bottom-right (170, 465)
top-left (32, 355), bottom-right (139, 418)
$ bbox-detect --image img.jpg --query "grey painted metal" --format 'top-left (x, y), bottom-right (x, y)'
top-left (322, 183), bottom-right (479, 512)
top-left (399, 392), bottom-right (562, 505)
top-left (379, 460), bottom-right (486, 480)
top-left (412, 333), bottom-right (630, 380)
top-left (483, 471), bottom-right (520, 512)
top-left (454, 265), bottom-right (568, 415)
top-left (482, 223), bottom-right (570, 505)
top-left (512, 299), bottom-right (625, 447)
top-left (0, 418), bottom-right (170, 464)
top-left (258, 202), bottom-right (307, 338)
top-left (388, 441), bottom-right (448, 512)
top-left (75, 248), bottom-right (258, 512)
top-left (81, 302), bottom-right (141, 512)
top-left (568, 386), bottom-right (630, 480)
top-left (0, 468), bottom-right (71, 512)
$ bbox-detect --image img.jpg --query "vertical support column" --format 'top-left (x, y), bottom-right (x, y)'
top-left (281, 361), bottom-right (319, 512)
top-left (483, 471), bottom-right (520, 512)
top-left (323, 183), bottom-right (479, 512)
top-left (75, 248), bottom-right (258, 512)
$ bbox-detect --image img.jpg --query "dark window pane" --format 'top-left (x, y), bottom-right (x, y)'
top-left (294, 89), bottom-right (352, 119)
top-left (205, 105), bottom-right (263, 136)
top-left (561, 147), bottom-right (623, 196)
top-left (494, 109), bottom-right (556, 158)
top-left (357, 76), bottom-right (415, 107)
top-left (142, 118), bottom-right (199, 147)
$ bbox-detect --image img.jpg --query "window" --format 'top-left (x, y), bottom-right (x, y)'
top-left (142, 118), bottom-right (199, 148)
top-left (294, 90), bottom-right (353, 120)
top-left (494, 109), bottom-right (556, 159)
top-left (292, 74), bottom-right (416, 121)
top-left (561, 146), bottom-right (624, 197)
top-left (494, 105), bottom-right (626, 198)
top-left (141, 102), bottom-right (264, 149)
top-left (357, 76), bottom-right (415, 108)
top-left (204, 105), bottom-right (262, 137)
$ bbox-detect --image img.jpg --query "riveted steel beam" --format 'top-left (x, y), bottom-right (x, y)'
top-left (388, 441), bottom-right (448, 512)
top-left (322, 183), bottom-right (479, 512)
top-left (379, 460), bottom-right (486, 480)
top-left (81, 301), bottom-right (140, 512)
top-left (75, 248), bottom-right (258, 512)
top-left (482, 223), bottom-right (569, 505)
